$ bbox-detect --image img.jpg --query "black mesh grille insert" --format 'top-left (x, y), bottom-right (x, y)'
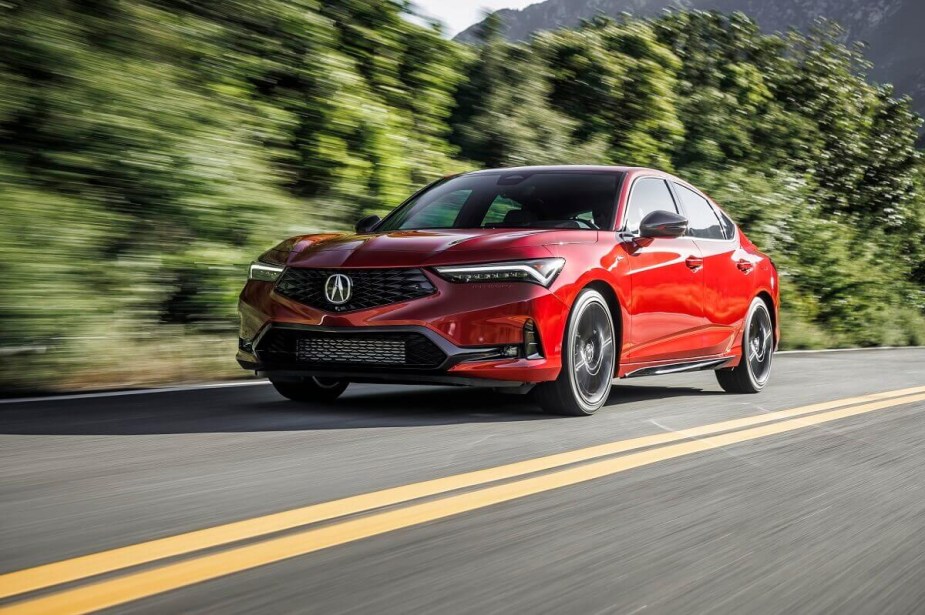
top-left (256, 329), bottom-right (447, 369)
top-left (275, 268), bottom-right (436, 312)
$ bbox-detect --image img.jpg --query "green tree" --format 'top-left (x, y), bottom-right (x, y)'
top-left (450, 14), bottom-right (606, 167)
top-left (540, 18), bottom-right (684, 168)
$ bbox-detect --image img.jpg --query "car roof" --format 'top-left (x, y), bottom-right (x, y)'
top-left (460, 165), bottom-right (710, 195)
top-left (464, 165), bottom-right (645, 175)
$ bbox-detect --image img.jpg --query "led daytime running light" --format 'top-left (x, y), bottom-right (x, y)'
top-left (435, 258), bottom-right (565, 287)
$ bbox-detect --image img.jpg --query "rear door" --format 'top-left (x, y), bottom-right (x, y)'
top-left (672, 182), bottom-right (749, 356)
top-left (621, 177), bottom-right (707, 363)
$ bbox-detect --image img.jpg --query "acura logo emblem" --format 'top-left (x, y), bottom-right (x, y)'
top-left (324, 273), bottom-right (352, 305)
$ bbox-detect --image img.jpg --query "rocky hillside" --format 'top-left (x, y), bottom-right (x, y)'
top-left (456, 0), bottom-right (925, 124)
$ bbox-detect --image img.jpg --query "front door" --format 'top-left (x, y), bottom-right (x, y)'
top-left (620, 177), bottom-right (707, 363)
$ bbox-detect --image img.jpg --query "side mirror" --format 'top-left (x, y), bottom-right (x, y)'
top-left (639, 210), bottom-right (688, 238)
top-left (354, 214), bottom-right (381, 234)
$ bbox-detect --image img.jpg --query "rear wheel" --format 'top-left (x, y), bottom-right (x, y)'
top-left (271, 377), bottom-right (349, 402)
top-left (716, 297), bottom-right (774, 393)
top-left (535, 289), bottom-right (616, 416)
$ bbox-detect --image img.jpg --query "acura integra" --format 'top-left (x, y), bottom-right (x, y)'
top-left (237, 166), bottom-right (779, 415)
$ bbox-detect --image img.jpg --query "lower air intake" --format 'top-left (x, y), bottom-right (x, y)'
top-left (296, 337), bottom-right (406, 365)
top-left (257, 328), bottom-right (447, 369)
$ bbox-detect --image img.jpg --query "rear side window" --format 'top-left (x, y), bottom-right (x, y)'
top-left (674, 184), bottom-right (725, 240)
top-left (717, 210), bottom-right (736, 240)
top-left (624, 178), bottom-right (678, 234)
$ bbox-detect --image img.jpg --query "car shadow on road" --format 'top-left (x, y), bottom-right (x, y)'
top-left (0, 382), bottom-right (722, 435)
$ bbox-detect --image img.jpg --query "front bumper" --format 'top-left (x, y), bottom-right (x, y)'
top-left (237, 272), bottom-right (567, 385)
top-left (240, 324), bottom-right (548, 387)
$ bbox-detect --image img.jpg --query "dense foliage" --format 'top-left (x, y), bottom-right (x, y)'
top-left (1, 1), bottom-right (923, 390)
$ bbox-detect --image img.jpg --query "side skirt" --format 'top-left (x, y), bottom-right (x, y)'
top-left (622, 357), bottom-right (734, 379)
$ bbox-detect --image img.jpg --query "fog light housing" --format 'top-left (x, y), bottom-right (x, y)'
top-left (238, 337), bottom-right (254, 354)
top-left (524, 320), bottom-right (543, 359)
top-left (501, 345), bottom-right (520, 358)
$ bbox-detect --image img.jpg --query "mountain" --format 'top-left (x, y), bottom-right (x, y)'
top-left (455, 0), bottom-right (925, 123)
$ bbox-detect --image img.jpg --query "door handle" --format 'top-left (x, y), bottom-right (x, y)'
top-left (685, 256), bottom-right (703, 271)
top-left (737, 259), bottom-right (754, 274)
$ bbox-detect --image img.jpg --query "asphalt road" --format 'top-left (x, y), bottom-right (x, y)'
top-left (2, 348), bottom-right (925, 614)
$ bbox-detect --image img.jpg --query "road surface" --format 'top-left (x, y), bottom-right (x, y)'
top-left (2, 348), bottom-right (925, 614)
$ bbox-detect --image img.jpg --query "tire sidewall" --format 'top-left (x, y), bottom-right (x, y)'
top-left (312, 377), bottom-right (345, 390)
top-left (271, 378), bottom-right (348, 402)
top-left (565, 289), bottom-right (616, 414)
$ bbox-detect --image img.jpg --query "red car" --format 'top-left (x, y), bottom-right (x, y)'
top-left (238, 166), bottom-right (779, 415)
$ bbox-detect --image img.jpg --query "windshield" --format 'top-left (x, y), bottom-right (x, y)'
top-left (377, 171), bottom-right (623, 232)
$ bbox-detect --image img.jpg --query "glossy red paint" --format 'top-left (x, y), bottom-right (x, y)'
top-left (619, 236), bottom-right (706, 363)
top-left (237, 166), bottom-right (779, 385)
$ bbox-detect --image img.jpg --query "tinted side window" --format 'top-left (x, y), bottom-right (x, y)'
top-left (675, 184), bottom-right (724, 240)
top-left (717, 210), bottom-right (736, 240)
top-left (624, 178), bottom-right (677, 234)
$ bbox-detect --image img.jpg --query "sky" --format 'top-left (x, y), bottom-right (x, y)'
top-left (411, 1), bottom-right (540, 37)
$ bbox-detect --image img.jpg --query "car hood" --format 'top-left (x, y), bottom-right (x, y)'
top-left (286, 229), bottom-right (597, 268)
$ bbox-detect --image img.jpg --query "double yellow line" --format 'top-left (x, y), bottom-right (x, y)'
top-left (3, 386), bottom-right (925, 614)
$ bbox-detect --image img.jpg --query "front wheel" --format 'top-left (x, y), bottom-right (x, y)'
top-left (716, 297), bottom-right (774, 394)
top-left (534, 289), bottom-right (616, 416)
top-left (271, 377), bottom-right (349, 403)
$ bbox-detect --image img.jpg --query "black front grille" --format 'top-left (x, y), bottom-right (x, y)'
top-left (275, 268), bottom-right (435, 312)
top-left (298, 337), bottom-right (406, 365)
top-left (256, 328), bottom-right (447, 369)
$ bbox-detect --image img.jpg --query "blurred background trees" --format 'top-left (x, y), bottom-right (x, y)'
top-left (1, 0), bottom-right (923, 391)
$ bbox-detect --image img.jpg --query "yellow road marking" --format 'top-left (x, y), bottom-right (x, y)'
top-left (2, 386), bottom-right (924, 603)
top-left (3, 390), bottom-right (925, 615)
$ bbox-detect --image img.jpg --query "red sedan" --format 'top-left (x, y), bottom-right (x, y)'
top-left (237, 166), bottom-right (779, 415)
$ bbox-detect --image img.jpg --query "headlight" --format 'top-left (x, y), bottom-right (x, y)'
top-left (248, 238), bottom-right (295, 282)
top-left (248, 261), bottom-right (284, 282)
top-left (434, 258), bottom-right (565, 287)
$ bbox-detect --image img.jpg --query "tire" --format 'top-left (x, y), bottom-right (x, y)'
top-left (271, 377), bottom-right (349, 403)
top-left (534, 289), bottom-right (616, 416)
top-left (716, 297), bottom-right (774, 394)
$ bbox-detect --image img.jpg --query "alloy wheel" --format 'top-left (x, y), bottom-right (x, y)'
top-left (570, 299), bottom-right (616, 408)
top-left (746, 304), bottom-right (773, 385)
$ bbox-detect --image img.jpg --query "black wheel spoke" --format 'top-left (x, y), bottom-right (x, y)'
top-left (746, 306), bottom-right (772, 384)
